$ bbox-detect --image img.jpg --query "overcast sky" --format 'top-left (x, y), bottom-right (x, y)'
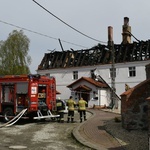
top-left (0, 0), bottom-right (150, 73)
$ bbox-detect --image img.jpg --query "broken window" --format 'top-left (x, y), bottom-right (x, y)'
top-left (128, 66), bottom-right (136, 77)
top-left (73, 71), bottom-right (78, 80)
top-left (110, 68), bottom-right (116, 78)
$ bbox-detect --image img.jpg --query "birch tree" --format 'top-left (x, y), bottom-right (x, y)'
top-left (0, 30), bottom-right (31, 75)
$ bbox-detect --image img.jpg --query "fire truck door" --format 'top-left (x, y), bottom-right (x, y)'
top-left (1, 85), bottom-right (15, 103)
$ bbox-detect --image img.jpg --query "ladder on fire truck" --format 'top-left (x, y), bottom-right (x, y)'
top-left (50, 77), bottom-right (57, 111)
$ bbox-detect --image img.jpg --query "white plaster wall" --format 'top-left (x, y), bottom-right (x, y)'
top-left (100, 89), bottom-right (109, 106)
top-left (37, 60), bottom-right (149, 101)
top-left (88, 88), bottom-right (111, 107)
top-left (95, 61), bottom-right (148, 97)
top-left (37, 67), bottom-right (97, 99)
top-left (88, 99), bottom-right (98, 108)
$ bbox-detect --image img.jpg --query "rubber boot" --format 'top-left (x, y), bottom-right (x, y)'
top-left (60, 117), bottom-right (64, 123)
top-left (71, 118), bottom-right (74, 123)
top-left (60, 120), bottom-right (64, 123)
top-left (67, 118), bottom-right (70, 123)
top-left (84, 116), bottom-right (87, 121)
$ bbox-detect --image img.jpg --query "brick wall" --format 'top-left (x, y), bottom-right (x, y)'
top-left (121, 79), bottom-right (150, 130)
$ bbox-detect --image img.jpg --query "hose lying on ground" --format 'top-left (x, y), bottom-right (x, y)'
top-left (0, 108), bottom-right (27, 128)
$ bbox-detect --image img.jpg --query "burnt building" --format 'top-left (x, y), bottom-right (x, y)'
top-left (37, 17), bottom-right (150, 110)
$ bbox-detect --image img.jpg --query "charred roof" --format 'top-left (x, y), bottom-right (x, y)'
top-left (38, 40), bottom-right (150, 70)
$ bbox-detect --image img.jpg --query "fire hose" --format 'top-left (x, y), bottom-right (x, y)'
top-left (0, 108), bottom-right (27, 128)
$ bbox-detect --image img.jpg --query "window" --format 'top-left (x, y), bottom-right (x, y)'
top-left (2, 85), bottom-right (15, 102)
top-left (90, 70), bottom-right (95, 79)
top-left (73, 71), bottom-right (78, 80)
top-left (91, 97), bottom-right (98, 101)
top-left (129, 67), bottom-right (136, 77)
top-left (110, 68), bottom-right (116, 78)
top-left (45, 73), bottom-right (50, 77)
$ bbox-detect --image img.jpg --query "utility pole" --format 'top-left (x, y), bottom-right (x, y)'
top-left (108, 26), bottom-right (116, 109)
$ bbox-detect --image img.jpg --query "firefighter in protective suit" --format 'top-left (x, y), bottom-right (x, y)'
top-left (56, 98), bottom-right (65, 123)
top-left (78, 97), bottom-right (87, 123)
top-left (67, 96), bottom-right (76, 123)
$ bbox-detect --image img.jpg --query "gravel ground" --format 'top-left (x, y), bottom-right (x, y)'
top-left (0, 111), bottom-right (92, 150)
top-left (104, 118), bottom-right (148, 150)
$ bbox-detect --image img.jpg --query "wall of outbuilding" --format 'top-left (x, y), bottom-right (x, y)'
top-left (121, 62), bottom-right (150, 130)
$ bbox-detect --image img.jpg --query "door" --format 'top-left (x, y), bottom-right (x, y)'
top-left (81, 91), bottom-right (90, 104)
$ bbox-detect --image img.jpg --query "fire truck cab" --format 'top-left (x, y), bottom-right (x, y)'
top-left (0, 74), bottom-right (57, 122)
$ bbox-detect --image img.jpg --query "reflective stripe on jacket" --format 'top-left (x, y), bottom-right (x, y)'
top-left (78, 99), bottom-right (87, 110)
top-left (67, 99), bottom-right (76, 111)
top-left (56, 100), bottom-right (65, 112)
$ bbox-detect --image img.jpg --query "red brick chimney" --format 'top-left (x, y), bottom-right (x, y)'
top-left (122, 17), bottom-right (131, 44)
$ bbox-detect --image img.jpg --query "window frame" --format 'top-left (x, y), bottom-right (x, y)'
top-left (90, 69), bottom-right (95, 78)
top-left (109, 68), bottom-right (116, 78)
top-left (72, 71), bottom-right (78, 80)
top-left (128, 66), bottom-right (136, 77)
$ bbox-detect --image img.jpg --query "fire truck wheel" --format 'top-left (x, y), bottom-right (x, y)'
top-left (28, 114), bottom-right (34, 122)
top-left (3, 108), bottom-right (14, 122)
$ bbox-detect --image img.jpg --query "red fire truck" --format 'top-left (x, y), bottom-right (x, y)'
top-left (0, 74), bottom-right (58, 122)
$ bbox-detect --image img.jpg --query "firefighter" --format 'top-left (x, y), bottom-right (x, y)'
top-left (56, 98), bottom-right (65, 123)
top-left (125, 83), bottom-right (131, 91)
top-left (67, 96), bottom-right (76, 123)
top-left (78, 97), bottom-right (87, 123)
